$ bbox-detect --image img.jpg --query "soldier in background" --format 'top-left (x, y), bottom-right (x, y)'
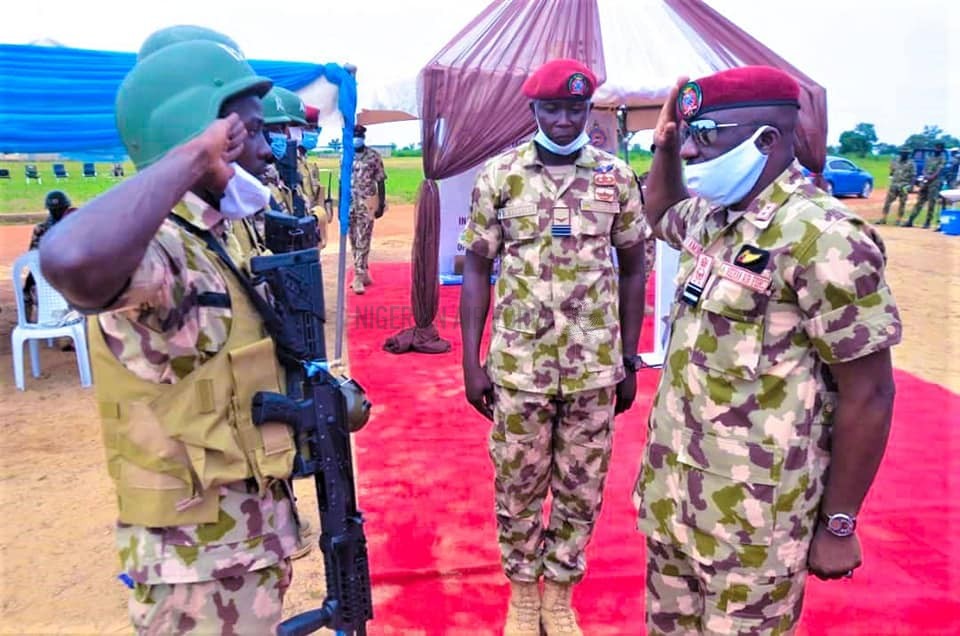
top-left (459, 59), bottom-right (648, 635)
top-left (349, 125), bottom-right (386, 294)
top-left (23, 190), bottom-right (77, 322)
top-left (878, 146), bottom-right (916, 225)
top-left (905, 142), bottom-right (946, 228)
top-left (637, 66), bottom-right (900, 634)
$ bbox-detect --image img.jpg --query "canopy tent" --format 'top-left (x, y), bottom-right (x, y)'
top-left (0, 43), bottom-right (356, 160)
top-left (384, 0), bottom-right (828, 354)
top-left (0, 40), bottom-right (360, 362)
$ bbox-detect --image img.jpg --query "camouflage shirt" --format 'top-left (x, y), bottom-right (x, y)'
top-left (298, 154), bottom-right (321, 209)
top-left (28, 208), bottom-right (75, 250)
top-left (923, 152), bottom-right (946, 183)
top-left (461, 141), bottom-right (648, 395)
top-left (351, 146), bottom-right (385, 204)
top-left (633, 162), bottom-right (902, 574)
top-left (98, 192), bottom-right (299, 584)
top-left (888, 157), bottom-right (916, 188)
top-left (28, 217), bottom-right (55, 251)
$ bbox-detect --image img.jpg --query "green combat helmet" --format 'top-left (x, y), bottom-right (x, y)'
top-left (116, 39), bottom-right (272, 169)
top-left (262, 88), bottom-right (293, 125)
top-left (275, 87), bottom-right (308, 126)
top-left (137, 24), bottom-right (242, 61)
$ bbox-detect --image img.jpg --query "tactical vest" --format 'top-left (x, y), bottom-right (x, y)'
top-left (88, 227), bottom-right (295, 527)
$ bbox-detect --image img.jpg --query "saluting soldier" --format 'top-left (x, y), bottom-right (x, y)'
top-left (39, 34), bottom-right (305, 633)
top-left (636, 66), bottom-right (901, 634)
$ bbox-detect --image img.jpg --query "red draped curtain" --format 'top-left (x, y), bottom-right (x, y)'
top-left (384, 0), bottom-right (605, 354)
top-left (665, 0), bottom-right (828, 174)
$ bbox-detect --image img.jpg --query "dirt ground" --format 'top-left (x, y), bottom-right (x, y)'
top-left (0, 192), bottom-right (957, 633)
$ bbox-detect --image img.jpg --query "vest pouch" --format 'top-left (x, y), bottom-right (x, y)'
top-left (102, 400), bottom-right (220, 525)
top-left (152, 352), bottom-right (252, 491)
top-left (229, 337), bottom-right (295, 489)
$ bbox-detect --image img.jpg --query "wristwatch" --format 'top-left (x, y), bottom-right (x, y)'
top-left (623, 355), bottom-right (641, 373)
top-left (821, 512), bottom-right (857, 537)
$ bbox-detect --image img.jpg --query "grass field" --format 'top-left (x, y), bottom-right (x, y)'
top-left (0, 153), bottom-right (892, 216)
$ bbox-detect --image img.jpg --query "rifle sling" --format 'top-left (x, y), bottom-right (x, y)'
top-left (168, 214), bottom-right (298, 363)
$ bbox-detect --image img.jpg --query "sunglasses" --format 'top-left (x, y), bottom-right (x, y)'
top-left (680, 119), bottom-right (743, 147)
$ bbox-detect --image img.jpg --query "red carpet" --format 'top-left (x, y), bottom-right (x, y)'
top-left (346, 262), bottom-right (960, 635)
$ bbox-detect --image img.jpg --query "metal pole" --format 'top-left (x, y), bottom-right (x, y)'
top-left (335, 211), bottom-right (347, 364)
top-left (334, 64), bottom-right (358, 367)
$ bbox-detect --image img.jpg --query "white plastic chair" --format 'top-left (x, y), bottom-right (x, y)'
top-left (11, 250), bottom-right (92, 390)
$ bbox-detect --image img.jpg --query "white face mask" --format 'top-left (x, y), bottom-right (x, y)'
top-left (220, 163), bottom-right (270, 220)
top-left (684, 126), bottom-right (773, 207)
top-left (288, 127), bottom-right (303, 142)
top-left (532, 111), bottom-right (590, 156)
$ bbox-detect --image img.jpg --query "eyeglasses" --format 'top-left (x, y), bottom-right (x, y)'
top-left (680, 119), bottom-right (742, 147)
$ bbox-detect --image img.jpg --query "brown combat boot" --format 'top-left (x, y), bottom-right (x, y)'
top-left (362, 271), bottom-right (373, 286)
top-left (504, 581), bottom-right (541, 636)
top-left (540, 581), bottom-right (582, 635)
top-left (351, 278), bottom-right (365, 295)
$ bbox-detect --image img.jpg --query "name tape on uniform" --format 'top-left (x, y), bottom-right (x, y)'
top-left (716, 261), bottom-right (772, 292)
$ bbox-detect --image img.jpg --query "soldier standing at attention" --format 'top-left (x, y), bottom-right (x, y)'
top-left (878, 146), bottom-right (916, 225)
top-left (459, 59), bottom-right (649, 635)
top-left (905, 141), bottom-right (946, 228)
top-left (38, 36), bottom-right (303, 633)
top-left (635, 66), bottom-right (901, 635)
top-left (349, 125), bottom-right (386, 294)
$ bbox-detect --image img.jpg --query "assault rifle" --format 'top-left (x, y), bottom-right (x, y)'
top-left (250, 211), bottom-right (373, 636)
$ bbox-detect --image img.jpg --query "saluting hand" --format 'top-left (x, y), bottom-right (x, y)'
top-left (186, 113), bottom-right (247, 192)
top-left (653, 76), bottom-right (690, 151)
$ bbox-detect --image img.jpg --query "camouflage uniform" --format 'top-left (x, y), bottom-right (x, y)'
top-left (880, 156), bottom-right (916, 224)
top-left (96, 193), bottom-right (300, 633)
top-left (461, 140), bottom-right (647, 583)
top-left (634, 163), bottom-right (902, 634)
top-left (908, 152), bottom-right (946, 227)
top-left (349, 146), bottom-right (386, 280)
top-left (298, 154), bottom-right (330, 250)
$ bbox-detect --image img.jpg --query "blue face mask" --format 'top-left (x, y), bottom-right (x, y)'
top-left (353, 137), bottom-right (365, 149)
top-left (268, 132), bottom-right (288, 160)
top-left (300, 131), bottom-right (319, 151)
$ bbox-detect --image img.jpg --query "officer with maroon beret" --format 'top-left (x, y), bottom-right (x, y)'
top-left (459, 58), bottom-right (649, 635)
top-left (635, 66), bottom-right (901, 634)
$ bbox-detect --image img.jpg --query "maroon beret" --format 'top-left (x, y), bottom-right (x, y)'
top-left (677, 66), bottom-right (800, 121)
top-left (523, 59), bottom-right (597, 100)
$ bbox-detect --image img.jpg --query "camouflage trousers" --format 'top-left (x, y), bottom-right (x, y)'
top-left (645, 539), bottom-right (806, 636)
top-left (881, 184), bottom-right (909, 221)
top-left (909, 181), bottom-right (942, 226)
top-left (489, 384), bottom-right (615, 584)
top-left (349, 205), bottom-right (375, 277)
top-left (128, 559), bottom-right (292, 635)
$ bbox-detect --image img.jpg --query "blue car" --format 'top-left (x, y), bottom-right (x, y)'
top-left (802, 156), bottom-right (874, 198)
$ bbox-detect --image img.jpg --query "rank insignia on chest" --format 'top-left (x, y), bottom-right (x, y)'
top-left (733, 245), bottom-right (770, 273)
top-left (593, 172), bottom-right (616, 187)
top-left (594, 186), bottom-right (617, 202)
top-left (552, 206), bottom-right (572, 237)
top-left (682, 253), bottom-right (713, 306)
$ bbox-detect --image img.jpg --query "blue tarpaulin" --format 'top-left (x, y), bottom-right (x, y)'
top-left (0, 43), bottom-right (341, 160)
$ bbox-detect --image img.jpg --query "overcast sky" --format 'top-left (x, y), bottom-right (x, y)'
top-left (2, 0), bottom-right (956, 148)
